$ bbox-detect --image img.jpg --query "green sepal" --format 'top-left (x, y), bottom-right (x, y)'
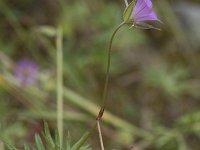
top-left (123, 0), bottom-right (136, 23)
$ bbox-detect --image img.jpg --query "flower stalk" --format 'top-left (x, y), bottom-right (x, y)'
top-left (72, 22), bottom-right (126, 150)
top-left (96, 21), bottom-right (126, 121)
top-left (95, 22), bottom-right (125, 149)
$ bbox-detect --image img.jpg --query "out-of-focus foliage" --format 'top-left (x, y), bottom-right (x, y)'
top-left (6, 122), bottom-right (91, 150)
top-left (0, 0), bottom-right (200, 149)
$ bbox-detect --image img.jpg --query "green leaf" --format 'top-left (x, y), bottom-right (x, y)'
top-left (43, 122), bottom-right (55, 148)
top-left (6, 143), bottom-right (18, 150)
top-left (66, 131), bottom-right (71, 150)
top-left (71, 131), bottom-right (91, 150)
top-left (54, 130), bottom-right (60, 149)
top-left (123, 0), bottom-right (136, 23)
top-left (80, 145), bottom-right (91, 150)
top-left (35, 134), bottom-right (45, 150)
top-left (24, 144), bottom-right (31, 150)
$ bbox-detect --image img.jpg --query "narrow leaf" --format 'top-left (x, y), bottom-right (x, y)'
top-left (6, 143), bottom-right (18, 150)
top-left (71, 131), bottom-right (91, 150)
top-left (24, 144), bottom-right (31, 150)
top-left (35, 134), bottom-right (45, 150)
top-left (43, 122), bottom-right (55, 148)
top-left (66, 131), bottom-right (71, 150)
top-left (54, 130), bottom-right (60, 149)
top-left (80, 145), bottom-right (91, 150)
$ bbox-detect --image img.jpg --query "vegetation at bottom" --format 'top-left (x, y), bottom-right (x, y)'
top-left (5, 122), bottom-right (91, 150)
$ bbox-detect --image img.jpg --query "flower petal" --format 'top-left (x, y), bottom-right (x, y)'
top-left (132, 0), bottom-right (152, 17)
top-left (135, 22), bottom-right (161, 30)
top-left (135, 12), bottom-right (160, 22)
top-left (132, 0), bottom-right (161, 23)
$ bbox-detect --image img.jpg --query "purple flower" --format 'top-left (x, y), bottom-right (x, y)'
top-left (15, 59), bottom-right (39, 86)
top-left (131, 0), bottom-right (161, 29)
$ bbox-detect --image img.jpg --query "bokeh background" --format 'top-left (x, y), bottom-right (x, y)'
top-left (0, 0), bottom-right (200, 149)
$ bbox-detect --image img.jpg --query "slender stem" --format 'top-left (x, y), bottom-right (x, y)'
top-left (97, 22), bottom-right (125, 120)
top-left (97, 121), bottom-right (105, 150)
top-left (56, 26), bottom-right (64, 145)
top-left (72, 22), bottom-right (126, 150)
top-left (124, 0), bottom-right (129, 7)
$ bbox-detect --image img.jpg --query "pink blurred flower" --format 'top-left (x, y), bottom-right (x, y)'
top-left (15, 59), bottom-right (39, 86)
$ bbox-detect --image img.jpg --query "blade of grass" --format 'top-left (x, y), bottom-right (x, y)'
top-left (54, 129), bottom-right (60, 149)
top-left (56, 26), bottom-right (64, 145)
top-left (43, 122), bottom-right (55, 148)
top-left (71, 123), bottom-right (97, 150)
top-left (20, 111), bottom-right (90, 122)
top-left (24, 144), bottom-right (31, 150)
top-left (35, 134), bottom-right (45, 150)
top-left (66, 132), bottom-right (71, 150)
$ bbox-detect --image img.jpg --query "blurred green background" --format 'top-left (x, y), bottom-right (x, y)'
top-left (0, 0), bottom-right (200, 149)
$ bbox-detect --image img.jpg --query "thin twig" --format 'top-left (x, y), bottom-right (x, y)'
top-left (97, 121), bottom-right (105, 150)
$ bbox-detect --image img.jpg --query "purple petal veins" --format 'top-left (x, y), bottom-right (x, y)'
top-left (132, 0), bottom-right (160, 27)
top-left (135, 12), bottom-right (159, 22)
top-left (133, 0), bottom-right (153, 18)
